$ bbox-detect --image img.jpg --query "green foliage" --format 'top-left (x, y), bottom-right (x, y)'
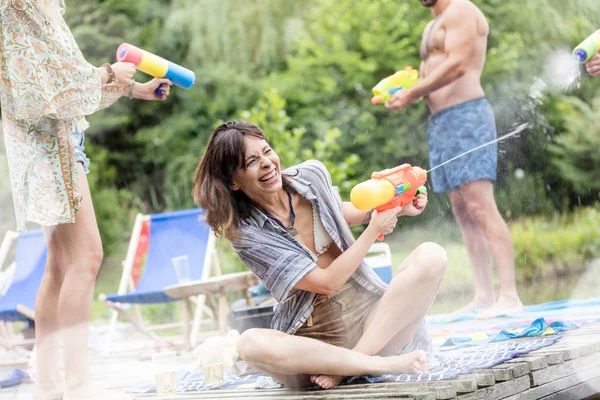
top-left (511, 206), bottom-right (600, 281)
top-left (549, 97), bottom-right (600, 197)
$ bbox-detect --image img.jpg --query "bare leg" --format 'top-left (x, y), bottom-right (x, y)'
top-left (453, 180), bottom-right (523, 318)
top-left (312, 242), bottom-right (447, 388)
top-left (448, 189), bottom-right (495, 313)
top-left (33, 234), bottom-right (67, 400)
top-left (236, 328), bottom-right (427, 388)
top-left (353, 242), bottom-right (446, 355)
top-left (35, 164), bottom-right (134, 400)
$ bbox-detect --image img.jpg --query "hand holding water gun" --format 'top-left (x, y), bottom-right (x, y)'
top-left (116, 43), bottom-right (196, 96)
top-left (573, 30), bottom-right (600, 64)
top-left (351, 164), bottom-right (428, 240)
top-left (371, 66), bottom-right (419, 105)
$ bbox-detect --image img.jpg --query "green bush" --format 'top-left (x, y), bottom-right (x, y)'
top-left (512, 206), bottom-right (600, 281)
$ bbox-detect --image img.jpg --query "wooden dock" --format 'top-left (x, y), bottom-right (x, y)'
top-left (1, 323), bottom-right (599, 399)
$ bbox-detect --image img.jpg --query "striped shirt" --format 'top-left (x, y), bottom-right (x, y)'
top-left (231, 160), bottom-right (390, 333)
top-left (231, 161), bottom-right (432, 356)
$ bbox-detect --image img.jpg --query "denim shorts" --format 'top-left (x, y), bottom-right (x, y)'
top-left (427, 97), bottom-right (497, 193)
top-left (71, 129), bottom-right (90, 174)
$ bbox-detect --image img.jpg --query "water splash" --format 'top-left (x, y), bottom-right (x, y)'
top-left (542, 49), bottom-right (582, 93)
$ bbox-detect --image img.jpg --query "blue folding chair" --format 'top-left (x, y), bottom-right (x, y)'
top-left (0, 229), bottom-right (46, 348)
top-left (100, 209), bottom-right (218, 354)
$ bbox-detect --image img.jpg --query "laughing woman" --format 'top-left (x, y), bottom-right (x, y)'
top-left (193, 120), bottom-right (447, 389)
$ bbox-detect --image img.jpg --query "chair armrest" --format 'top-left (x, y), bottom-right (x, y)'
top-left (163, 271), bottom-right (258, 299)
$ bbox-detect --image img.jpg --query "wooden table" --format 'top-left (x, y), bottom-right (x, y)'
top-left (164, 271), bottom-right (259, 348)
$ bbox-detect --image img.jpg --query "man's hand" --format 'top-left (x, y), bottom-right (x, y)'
top-left (385, 89), bottom-right (418, 112)
top-left (397, 194), bottom-right (428, 217)
top-left (586, 53), bottom-right (600, 76)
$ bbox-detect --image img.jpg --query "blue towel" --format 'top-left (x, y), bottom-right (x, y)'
top-left (0, 369), bottom-right (29, 388)
top-left (440, 317), bottom-right (577, 347)
top-left (427, 296), bottom-right (600, 326)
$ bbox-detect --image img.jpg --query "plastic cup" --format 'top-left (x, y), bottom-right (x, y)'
top-left (171, 255), bottom-right (191, 283)
top-left (151, 351), bottom-right (177, 398)
top-left (201, 344), bottom-right (224, 386)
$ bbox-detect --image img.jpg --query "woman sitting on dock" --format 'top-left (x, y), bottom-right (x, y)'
top-left (193, 120), bottom-right (447, 389)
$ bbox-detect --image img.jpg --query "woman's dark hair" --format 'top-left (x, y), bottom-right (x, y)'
top-left (192, 119), bottom-right (293, 240)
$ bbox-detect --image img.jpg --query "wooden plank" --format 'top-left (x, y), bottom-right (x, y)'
top-left (456, 373), bottom-right (495, 387)
top-left (540, 376), bottom-right (600, 400)
top-left (171, 382), bottom-right (457, 400)
top-left (457, 375), bottom-right (530, 400)
top-left (504, 365), bottom-right (600, 399)
top-left (326, 382), bottom-right (458, 400)
top-left (530, 352), bottom-right (600, 389)
top-left (555, 340), bottom-right (597, 357)
top-left (491, 362), bottom-right (530, 378)
top-left (505, 355), bottom-right (547, 371)
top-left (137, 393), bottom-right (420, 399)
top-left (536, 346), bottom-right (579, 361)
top-left (426, 379), bottom-right (477, 394)
top-left (472, 368), bottom-right (513, 382)
top-left (528, 350), bottom-right (565, 365)
top-left (530, 367), bottom-right (551, 387)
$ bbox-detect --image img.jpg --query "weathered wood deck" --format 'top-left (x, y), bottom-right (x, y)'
top-left (1, 323), bottom-right (599, 399)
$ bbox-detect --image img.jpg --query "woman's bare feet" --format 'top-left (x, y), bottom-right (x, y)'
top-left (310, 373), bottom-right (344, 390)
top-left (33, 385), bottom-right (63, 400)
top-left (63, 384), bottom-right (136, 400)
top-left (310, 350), bottom-right (429, 390)
top-left (33, 375), bottom-right (64, 400)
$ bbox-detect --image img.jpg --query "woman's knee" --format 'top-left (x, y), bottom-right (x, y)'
top-left (237, 328), bottom-right (281, 363)
top-left (67, 244), bottom-right (103, 281)
top-left (415, 242), bottom-right (447, 280)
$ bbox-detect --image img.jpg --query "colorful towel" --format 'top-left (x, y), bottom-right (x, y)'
top-left (435, 317), bottom-right (574, 347)
top-left (127, 335), bottom-right (560, 393)
top-left (426, 297), bottom-right (600, 325)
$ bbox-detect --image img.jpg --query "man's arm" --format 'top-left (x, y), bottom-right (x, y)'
top-left (408, 3), bottom-right (478, 100)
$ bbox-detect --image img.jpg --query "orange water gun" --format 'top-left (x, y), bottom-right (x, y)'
top-left (350, 164), bottom-right (427, 240)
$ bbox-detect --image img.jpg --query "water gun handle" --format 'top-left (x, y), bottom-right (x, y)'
top-left (375, 186), bottom-right (427, 241)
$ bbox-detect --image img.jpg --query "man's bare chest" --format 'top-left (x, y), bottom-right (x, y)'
top-left (420, 18), bottom-right (446, 61)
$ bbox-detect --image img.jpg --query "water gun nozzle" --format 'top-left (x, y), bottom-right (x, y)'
top-left (371, 95), bottom-right (383, 105)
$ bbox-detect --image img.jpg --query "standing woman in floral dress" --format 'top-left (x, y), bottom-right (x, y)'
top-left (0, 0), bottom-right (171, 398)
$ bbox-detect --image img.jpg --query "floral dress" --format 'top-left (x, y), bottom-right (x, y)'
top-left (0, 0), bottom-right (125, 230)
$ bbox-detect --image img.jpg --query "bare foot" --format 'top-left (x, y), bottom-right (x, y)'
top-left (33, 387), bottom-right (63, 400)
top-left (33, 377), bottom-right (64, 400)
top-left (385, 350), bottom-right (428, 376)
top-left (477, 296), bottom-right (524, 319)
top-left (63, 384), bottom-right (136, 400)
top-left (452, 298), bottom-right (495, 315)
top-left (310, 374), bottom-right (344, 390)
top-left (309, 350), bottom-right (428, 390)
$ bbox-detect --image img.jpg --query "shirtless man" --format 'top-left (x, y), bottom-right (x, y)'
top-left (386, 0), bottom-right (523, 318)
